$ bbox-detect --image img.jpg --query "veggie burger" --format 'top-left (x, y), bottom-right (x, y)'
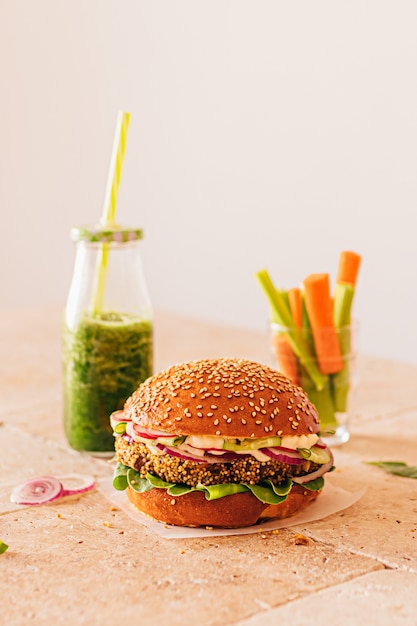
top-left (112, 358), bottom-right (334, 528)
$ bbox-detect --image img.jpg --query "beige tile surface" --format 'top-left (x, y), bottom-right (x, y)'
top-left (236, 570), bottom-right (417, 626)
top-left (1, 306), bottom-right (417, 625)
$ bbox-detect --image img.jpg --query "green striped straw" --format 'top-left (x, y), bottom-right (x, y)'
top-left (92, 111), bottom-right (131, 315)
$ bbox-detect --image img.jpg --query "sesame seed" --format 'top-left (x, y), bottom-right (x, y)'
top-left (207, 412), bottom-right (214, 417)
top-left (215, 430), bottom-right (221, 435)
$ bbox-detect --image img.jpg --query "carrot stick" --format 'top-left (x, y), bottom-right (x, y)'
top-left (336, 251), bottom-right (362, 287)
top-left (288, 288), bottom-right (302, 327)
top-left (255, 269), bottom-right (328, 390)
top-left (302, 273), bottom-right (343, 374)
top-left (271, 333), bottom-right (300, 385)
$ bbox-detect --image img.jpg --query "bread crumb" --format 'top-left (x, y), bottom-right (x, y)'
top-left (102, 521), bottom-right (112, 528)
top-left (293, 533), bottom-right (310, 545)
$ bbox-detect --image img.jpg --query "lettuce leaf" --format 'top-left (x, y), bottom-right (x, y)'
top-left (113, 462), bottom-right (129, 490)
top-left (302, 476), bottom-right (325, 491)
top-left (366, 461), bottom-right (417, 479)
top-left (197, 483), bottom-right (248, 500)
top-left (127, 468), bottom-right (153, 493)
top-left (246, 478), bottom-right (292, 504)
top-left (112, 464), bottom-right (324, 504)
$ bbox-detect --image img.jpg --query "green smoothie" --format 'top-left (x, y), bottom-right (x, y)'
top-left (63, 311), bottom-right (153, 453)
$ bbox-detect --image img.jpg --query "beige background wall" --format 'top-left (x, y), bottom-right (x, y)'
top-left (1, 1), bottom-right (416, 364)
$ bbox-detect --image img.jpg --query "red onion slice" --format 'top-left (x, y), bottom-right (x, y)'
top-left (205, 451), bottom-right (250, 462)
top-left (10, 476), bottom-right (64, 505)
top-left (260, 448), bottom-right (305, 465)
top-left (156, 443), bottom-right (252, 464)
top-left (292, 459), bottom-right (334, 484)
top-left (156, 443), bottom-right (208, 463)
top-left (110, 410), bottom-right (127, 423)
top-left (10, 474), bottom-right (96, 506)
top-left (58, 474), bottom-right (96, 496)
top-left (132, 424), bottom-right (175, 439)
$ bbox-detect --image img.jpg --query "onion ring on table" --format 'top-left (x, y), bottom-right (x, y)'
top-left (10, 474), bottom-right (96, 506)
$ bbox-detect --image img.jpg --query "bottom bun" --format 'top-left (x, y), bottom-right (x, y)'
top-left (126, 484), bottom-right (320, 528)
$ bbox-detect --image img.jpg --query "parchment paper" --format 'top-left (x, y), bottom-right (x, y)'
top-left (97, 476), bottom-right (366, 539)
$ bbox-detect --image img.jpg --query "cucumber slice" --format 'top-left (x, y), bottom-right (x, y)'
top-left (297, 445), bottom-right (332, 464)
top-left (223, 435), bottom-right (282, 451)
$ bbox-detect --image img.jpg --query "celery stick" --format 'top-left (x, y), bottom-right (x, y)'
top-left (334, 283), bottom-right (354, 327)
top-left (256, 270), bottom-right (294, 326)
top-left (256, 270), bottom-right (328, 391)
top-left (300, 372), bottom-right (338, 431)
top-left (332, 283), bottom-right (355, 412)
top-left (301, 290), bottom-right (310, 329)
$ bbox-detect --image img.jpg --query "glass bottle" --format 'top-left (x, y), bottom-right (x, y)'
top-left (63, 224), bottom-right (153, 455)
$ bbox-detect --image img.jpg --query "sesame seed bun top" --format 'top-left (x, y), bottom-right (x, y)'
top-left (123, 358), bottom-right (320, 439)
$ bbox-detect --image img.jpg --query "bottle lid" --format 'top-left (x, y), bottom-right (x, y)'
top-left (71, 224), bottom-right (143, 243)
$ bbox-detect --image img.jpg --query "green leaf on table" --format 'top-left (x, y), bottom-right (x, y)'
top-left (0, 540), bottom-right (8, 554)
top-left (366, 461), bottom-right (417, 479)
